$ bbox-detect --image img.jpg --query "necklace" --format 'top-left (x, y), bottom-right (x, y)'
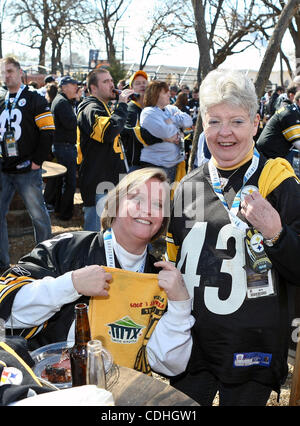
top-left (218, 166), bottom-right (241, 189)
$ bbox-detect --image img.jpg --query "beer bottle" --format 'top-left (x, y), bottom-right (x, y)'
top-left (70, 303), bottom-right (91, 387)
top-left (86, 339), bottom-right (106, 389)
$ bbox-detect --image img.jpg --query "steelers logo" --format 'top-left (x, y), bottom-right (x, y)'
top-left (0, 367), bottom-right (23, 386)
top-left (240, 185), bottom-right (259, 201)
top-left (250, 233), bottom-right (264, 253)
top-left (18, 98), bottom-right (26, 107)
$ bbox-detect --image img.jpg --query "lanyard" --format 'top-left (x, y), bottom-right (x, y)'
top-left (4, 84), bottom-right (25, 126)
top-left (208, 147), bottom-right (260, 231)
top-left (103, 228), bottom-right (146, 272)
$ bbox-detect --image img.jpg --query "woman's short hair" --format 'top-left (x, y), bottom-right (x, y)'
top-left (199, 69), bottom-right (259, 120)
top-left (101, 167), bottom-right (170, 242)
top-left (144, 80), bottom-right (169, 107)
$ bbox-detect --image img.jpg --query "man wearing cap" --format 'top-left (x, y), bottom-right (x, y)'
top-left (121, 70), bottom-right (163, 171)
top-left (46, 75), bottom-right (79, 221)
top-left (77, 67), bottom-right (134, 231)
top-left (0, 56), bottom-right (54, 274)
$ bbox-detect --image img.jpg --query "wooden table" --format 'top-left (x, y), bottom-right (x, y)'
top-left (110, 366), bottom-right (199, 406)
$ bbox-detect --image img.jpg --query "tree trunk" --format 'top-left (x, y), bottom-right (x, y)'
top-left (38, 35), bottom-right (47, 74)
top-left (292, 12), bottom-right (300, 76)
top-left (51, 40), bottom-right (56, 74)
top-left (188, 0), bottom-right (212, 172)
top-left (254, 0), bottom-right (300, 99)
top-left (191, 0), bottom-right (212, 81)
top-left (0, 22), bottom-right (2, 59)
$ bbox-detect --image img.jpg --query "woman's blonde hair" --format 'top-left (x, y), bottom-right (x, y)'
top-left (199, 69), bottom-right (259, 120)
top-left (101, 167), bottom-right (170, 242)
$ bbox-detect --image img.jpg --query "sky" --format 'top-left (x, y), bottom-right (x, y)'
top-left (2, 0), bottom-right (295, 74)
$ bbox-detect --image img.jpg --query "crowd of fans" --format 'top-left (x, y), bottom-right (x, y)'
top-left (1, 56), bottom-right (300, 407)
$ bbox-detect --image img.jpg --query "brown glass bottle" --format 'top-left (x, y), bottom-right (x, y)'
top-left (69, 303), bottom-right (91, 387)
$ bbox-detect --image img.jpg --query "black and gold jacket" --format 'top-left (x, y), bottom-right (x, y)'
top-left (0, 231), bottom-right (158, 351)
top-left (0, 85), bottom-right (54, 173)
top-left (77, 96), bottom-right (127, 206)
top-left (257, 103), bottom-right (300, 159)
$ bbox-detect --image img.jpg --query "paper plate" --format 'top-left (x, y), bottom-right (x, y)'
top-left (31, 341), bottom-right (113, 389)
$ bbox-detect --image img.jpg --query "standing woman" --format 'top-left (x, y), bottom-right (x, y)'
top-left (164, 69), bottom-right (300, 405)
top-left (121, 70), bottom-right (163, 171)
top-left (139, 81), bottom-right (192, 183)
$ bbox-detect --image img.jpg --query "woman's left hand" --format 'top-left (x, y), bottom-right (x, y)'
top-left (154, 261), bottom-right (190, 301)
top-left (240, 191), bottom-right (282, 240)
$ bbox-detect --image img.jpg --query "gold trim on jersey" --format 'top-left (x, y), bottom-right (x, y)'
top-left (131, 100), bottom-right (143, 109)
top-left (35, 112), bottom-right (55, 131)
top-left (0, 276), bottom-right (34, 304)
top-left (282, 124), bottom-right (300, 142)
top-left (76, 125), bottom-right (82, 165)
top-left (91, 114), bottom-right (111, 142)
top-left (166, 232), bottom-right (179, 263)
top-left (0, 341), bottom-right (42, 386)
top-left (134, 125), bottom-right (148, 146)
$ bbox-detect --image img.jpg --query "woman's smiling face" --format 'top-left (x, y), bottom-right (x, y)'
top-left (112, 177), bottom-right (166, 254)
top-left (203, 103), bottom-right (259, 168)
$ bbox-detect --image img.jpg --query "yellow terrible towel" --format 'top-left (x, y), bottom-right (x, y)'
top-left (258, 157), bottom-right (298, 198)
top-left (88, 266), bottom-right (167, 374)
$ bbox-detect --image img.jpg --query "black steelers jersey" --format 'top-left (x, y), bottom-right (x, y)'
top-left (76, 96), bottom-right (127, 206)
top-left (256, 103), bottom-right (300, 159)
top-left (0, 85), bottom-right (54, 173)
top-left (167, 156), bottom-right (300, 391)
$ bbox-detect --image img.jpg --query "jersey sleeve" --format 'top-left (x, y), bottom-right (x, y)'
top-left (32, 92), bottom-right (55, 165)
top-left (0, 232), bottom-right (82, 341)
top-left (280, 107), bottom-right (300, 145)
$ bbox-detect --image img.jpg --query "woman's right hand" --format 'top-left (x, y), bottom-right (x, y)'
top-left (72, 265), bottom-right (112, 297)
top-left (164, 133), bottom-right (180, 144)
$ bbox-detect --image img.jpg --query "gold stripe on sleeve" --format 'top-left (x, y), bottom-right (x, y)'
top-left (35, 112), bottom-right (55, 130)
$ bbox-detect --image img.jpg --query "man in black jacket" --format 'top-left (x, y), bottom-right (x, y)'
top-left (77, 67), bottom-right (133, 231)
top-left (50, 76), bottom-right (79, 220)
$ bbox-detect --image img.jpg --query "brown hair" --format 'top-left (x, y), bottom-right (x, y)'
top-left (86, 67), bottom-right (110, 93)
top-left (101, 167), bottom-right (170, 243)
top-left (1, 56), bottom-right (21, 70)
top-left (174, 92), bottom-right (188, 109)
top-left (46, 82), bottom-right (58, 104)
top-left (144, 80), bottom-right (169, 107)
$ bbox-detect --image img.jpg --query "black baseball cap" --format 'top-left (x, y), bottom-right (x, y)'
top-left (59, 76), bottom-right (79, 86)
top-left (44, 75), bottom-right (55, 84)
